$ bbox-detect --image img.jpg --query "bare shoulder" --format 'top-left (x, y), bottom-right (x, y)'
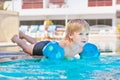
top-left (59, 40), bottom-right (67, 47)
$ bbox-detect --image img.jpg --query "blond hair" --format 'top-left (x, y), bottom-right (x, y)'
top-left (65, 19), bottom-right (89, 42)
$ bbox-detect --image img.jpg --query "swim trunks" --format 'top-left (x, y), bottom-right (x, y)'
top-left (33, 41), bottom-right (50, 56)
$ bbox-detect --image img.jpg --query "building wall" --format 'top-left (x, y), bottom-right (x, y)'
top-left (0, 11), bottom-right (19, 42)
top-left (10, 0), bottom-right (118, 27)
top-left (66, 0), bottom-right (88, 8)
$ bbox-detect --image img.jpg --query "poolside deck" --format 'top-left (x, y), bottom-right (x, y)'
top-left (0, 51), bottom-right (33, 62)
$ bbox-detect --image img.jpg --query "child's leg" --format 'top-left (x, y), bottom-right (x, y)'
top-left (11, 35), bottom-right (34, 55)
top-left (19, 31), bottom-right (37, 44)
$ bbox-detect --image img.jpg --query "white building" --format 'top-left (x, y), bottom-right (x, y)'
top-left (6, 0), bottom-right (119, 29)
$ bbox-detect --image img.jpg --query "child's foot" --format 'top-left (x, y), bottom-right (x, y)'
top-left (11, 35), bottom-right (19, 43)
top-left (19, 31), bottom-right (25, 39)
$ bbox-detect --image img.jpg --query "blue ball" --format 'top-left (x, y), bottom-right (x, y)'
top-left (79, 43), bottom-right (100, 59)
top-left (42, 41), bottom-right (65, 60)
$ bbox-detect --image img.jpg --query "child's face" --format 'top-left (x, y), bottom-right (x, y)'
top-left (72, 31), bottom-right (89, 46)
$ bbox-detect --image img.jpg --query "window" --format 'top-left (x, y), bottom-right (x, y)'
top-left (88, 0), bottom-right (112, 7)
top-left (87, 19), bottom-right (112, 26)
top-left (117, 0), bottom-right (120, 4)
top-left (22, 0), bottom-right (43, 9)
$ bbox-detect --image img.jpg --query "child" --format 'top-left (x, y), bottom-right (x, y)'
top-left (60, 19), bottom-right (89, 58)
top-left (11, 19), bottom-right (89, 59)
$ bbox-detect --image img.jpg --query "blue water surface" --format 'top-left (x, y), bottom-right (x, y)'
top-left (0, 55), bottom-right (120, 80)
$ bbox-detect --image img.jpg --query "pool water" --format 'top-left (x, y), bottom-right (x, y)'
top-left (0, 55), bottom-right (120, 80)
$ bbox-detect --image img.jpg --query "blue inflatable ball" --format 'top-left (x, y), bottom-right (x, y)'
top-left (42, 41), bottom-right (65, 60)
top-left (79, 43), bottom-right (100, 59)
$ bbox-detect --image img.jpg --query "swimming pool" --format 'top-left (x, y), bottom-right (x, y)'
top-left (0, 55), bottom-right (120, 80)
